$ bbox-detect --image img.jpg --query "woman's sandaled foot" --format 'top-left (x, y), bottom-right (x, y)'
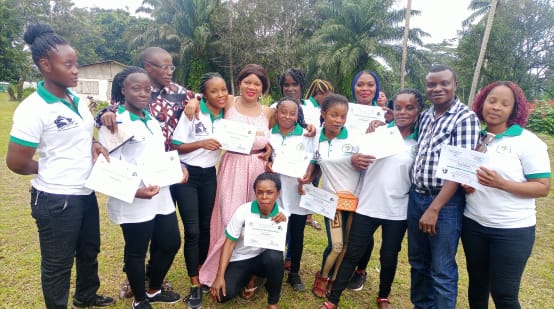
top-left (377, 297), bottom-right (393, 309)
top-left (319, 301), bottom-right (337, 309)
top-left (312, 272), bottom-right (329, 298)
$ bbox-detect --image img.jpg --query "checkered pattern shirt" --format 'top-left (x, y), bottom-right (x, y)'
top-left (411, 98), bottom-right (481, 189)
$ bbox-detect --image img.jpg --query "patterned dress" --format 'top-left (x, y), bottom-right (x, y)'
top-left (199, 100), bottom-right (270, 286)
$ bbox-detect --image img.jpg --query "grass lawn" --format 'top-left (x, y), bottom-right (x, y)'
top-left (0, 92), bottom-right (553, 308)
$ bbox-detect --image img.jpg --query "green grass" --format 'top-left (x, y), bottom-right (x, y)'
top-left (1, 92), bottom-right (553, 308)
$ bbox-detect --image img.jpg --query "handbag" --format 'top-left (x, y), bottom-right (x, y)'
top-left (335, 191), bottom-right (358, 212)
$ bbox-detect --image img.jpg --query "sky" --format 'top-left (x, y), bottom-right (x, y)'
top-left (73, 0), bottom-right (473, 44)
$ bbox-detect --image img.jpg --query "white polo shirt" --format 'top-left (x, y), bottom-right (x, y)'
top-left (171, 99), bottom-right (223, 168)
top-left (314, 127), bottom-right (361, 194)
top-left (9, 81), bottom-right (94, 195)
top-left (465, 125), bottom-right (551, 228)
top-left (101, 106), bottom-right (175, 224)
top-left (225, 200), bottom-right (284, 262)
top-left (270, 124), bottom-right (315, 215)
top-left (356, 123), bottom-right (417, 220)
top-left (301, 98), bottom-right (321, 126)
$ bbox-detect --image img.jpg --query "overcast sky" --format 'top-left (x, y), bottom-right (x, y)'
top-left (73, 0), bottom-right (473, 44)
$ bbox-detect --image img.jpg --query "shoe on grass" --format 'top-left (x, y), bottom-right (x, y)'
top-left (72, 294), bottom-right (115, 308)
top-left (287, 272), bottom-right (306, 292)
top-left (131, 299), bottom-right (152, 309)
top-left (147, 289), bottom-right (180, 304)
top-left (185, 286), bottom-right (202, 309)
top-left (346, 269), bottom-right (367, 291)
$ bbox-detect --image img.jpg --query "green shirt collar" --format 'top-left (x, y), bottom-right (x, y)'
top-left (271, 123), bottom-right (304, 136)
top-left (387, 121), bottom-right (418, 140)
top-left (117, 105), bottom-right (151, 122)
top-left (319, 127), bottom-right (348, 142)
top-left (37, 80), bottom-right (80, 105)
top-left (250, 200), bottom-right (279, 218)
top-left (482, 124), bottom-right (523, 139)
top-left (306, 97), bottom-right (320, 108)
top-left (200, 98), bottom-right (224, 122)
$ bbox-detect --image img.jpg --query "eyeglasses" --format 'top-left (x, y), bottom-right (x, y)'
top-left (146, 61), bottom-right (176, 73)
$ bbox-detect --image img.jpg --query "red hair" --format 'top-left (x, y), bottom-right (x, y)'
top-left (472, 81), bottom-right (530, 127)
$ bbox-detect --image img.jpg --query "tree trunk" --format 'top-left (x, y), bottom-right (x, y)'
top-left (400, 0), bottom-right (412, 89)
top-left (468, 0), bottom-right (498, 107)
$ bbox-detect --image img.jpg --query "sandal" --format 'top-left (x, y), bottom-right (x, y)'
top-left (119, 279), bottom-right (133, 299)
top-left (319, 301), bottom-right (337, 309)
top-left (240, 285), bottom-right (258, 300)
top-left (312, 272), bottom-right (329, 298)
top-left (377, 297), bottom-right (393, 309)
top-left (311, 220), bottom-right (322, 230)
top-left (240, 275), bottom-right (264, 300)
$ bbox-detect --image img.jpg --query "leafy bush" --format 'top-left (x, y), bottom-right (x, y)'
top-left (527, 100), bottom-right (554, 135)
top-left (21, 87), bottom-right (36, 100)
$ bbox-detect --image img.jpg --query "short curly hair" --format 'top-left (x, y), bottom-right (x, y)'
top-left (472, 81), bottom-right (530, 127)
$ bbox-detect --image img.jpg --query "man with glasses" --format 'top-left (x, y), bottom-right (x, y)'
top-left (408, 64), bottom-right (480, 309)
top-left (97, 47), bottom-right (199, 300)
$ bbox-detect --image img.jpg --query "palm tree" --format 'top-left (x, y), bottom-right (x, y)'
top-left (400, 0), bottom-right (412, 89)
top-left (467, 0), bottom-right (498, 107)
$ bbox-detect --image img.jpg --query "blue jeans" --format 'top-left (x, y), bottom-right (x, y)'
top-left (407, 188), bottom-right (464, 309)
top-left (461, 217), bottom-right (534, 309)
top-left (30, 188), bottom-right (101, 309)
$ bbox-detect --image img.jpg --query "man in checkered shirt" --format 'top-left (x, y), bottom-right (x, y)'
top-left (408, 64), bottom-right (480, 309)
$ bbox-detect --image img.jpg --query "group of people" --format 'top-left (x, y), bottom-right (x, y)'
top-left (6, 22), bottom-right (551, 309)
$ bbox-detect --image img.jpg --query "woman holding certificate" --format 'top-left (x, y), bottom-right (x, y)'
top-left (461, 81), bottom-right (550, 308)
top-left (101, 67), bottom-right (185, 309)
top-left (267, 96), bottom-right (316, 292)
top-left (171, 72), bottom-right (228, 309)
top-left (320, 89), bottom-right (424, 309)
top-left (309, 94), bottom-right (369, 298)
top-left (199, 64), bottom-right (274, 289)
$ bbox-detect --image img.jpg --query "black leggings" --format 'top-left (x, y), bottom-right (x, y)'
top-left (121, 213), bottom-right (181, 301)
top-left (173, 165), bottom-right (217, 277)
top-left (287, 214), bottom-right (308, 273)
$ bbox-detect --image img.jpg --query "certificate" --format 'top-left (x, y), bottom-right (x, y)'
top-left (98, 125), bottom-right (134, 154)
top-left (136, 150), bottom-right (183, 187)
top-left (213, 119), bottom-right (256, 154)
top-left (271, 150), bottom-right (312, 178)
top-left (346, 103), bottom-right (385, 135)
top-left (357, 126), bottom-right (408, 159)
top-left (299, 184), bottom-right (338, 219)
top-left (85, 155), bottom-right (141, 203)
top-left (244, 217), bottom-right (287, 251)
top-left (436, 145), bottom-right (488, 190)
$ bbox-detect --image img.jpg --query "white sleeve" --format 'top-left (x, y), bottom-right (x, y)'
top-left (10, 101), bottom-right (43, 146)
top-left (521, 132), bottom-right (551, 179)
top-left (225, 203), bottom-right (248, 241)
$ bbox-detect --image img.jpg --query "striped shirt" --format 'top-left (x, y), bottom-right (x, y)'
top-left (411, 98), bottom-right (481, 189)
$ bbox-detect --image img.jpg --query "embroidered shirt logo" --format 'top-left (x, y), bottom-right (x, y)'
top-left (496, 144), bottom-right (511, 154)
top-left (54, 115), bottom-right (78, 131)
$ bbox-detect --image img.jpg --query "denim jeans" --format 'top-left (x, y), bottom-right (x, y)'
top-left (30, 188), bottom-right (101, 309)
top-left (328, 213), bottom-right (407, 305)
top-left (407, 188), bottom-right (464, 309)
top-left (121, 213), bottom-right (181, 301)
top-left (217, 249), bottom-right (284, 305)
top-left (173, 165), bottom-right (217, 277)
top-left (461, 217), bottom-right (534, 309)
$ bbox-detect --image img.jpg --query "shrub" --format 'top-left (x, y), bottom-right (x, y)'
top-left (527, 100), bottom-right (554, 135)
top-left (21, 87), bottom-right (36, 100)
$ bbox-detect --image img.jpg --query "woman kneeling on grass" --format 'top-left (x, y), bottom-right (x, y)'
top-left (100, 66), bottom-right (187, 309)
top-left (211, 172), bottom-right (287, 309)
top-left (462, 81), bottom-right (551, 308)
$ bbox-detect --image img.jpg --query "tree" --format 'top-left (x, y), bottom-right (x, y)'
top-left (0, 0), bottom-right (27, 84)
top-left (400, 0), bottom-right (412, 89)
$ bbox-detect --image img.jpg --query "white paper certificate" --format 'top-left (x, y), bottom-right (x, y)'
top-left (85, 155), bottom-right (141, 203)
top-left (436, 145), bottom-right (488, 190)
top-left (299, 184), bottom-right (338, 219)
top-left (346, 103), bottom-right (386, 135)
top-left (357, 126), bottom-right (408, 159)
top-left (213, 119), bottom-right (256, 154)
top-left (244, 217), bottom-right (287, 251)
top-left (137, 150), bottom-right (183, 187)
top-left (271, 150), bottom-right (312, 178)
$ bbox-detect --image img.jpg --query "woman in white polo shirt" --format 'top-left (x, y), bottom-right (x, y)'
top-left (101, 67), bottom-right (184, 309)
top-left (171, 72), bottom-right (227, 309)
top-left (462, 81), bottom-right (551, 308)
top-left (321, 89), bottom-right (424, 309)
top-left (268, 96), bottom-right (316, 292)
top-left (6, 23), bottom-right (113, 308)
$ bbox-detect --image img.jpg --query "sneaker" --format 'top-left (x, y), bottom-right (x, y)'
top-left (346, 269), bottom-right (367, 291)
top-left (131, 299), bottom-right (152, 309)
top-left (72, 294), bottom-right (115, 308)
top-left (287, 272), bottom-right (306, 292)
top-left (147, 290), bottom-right (181, 304)
top-left (185, 286), bottom-right (202, 309)
top-left (200, 284), bottom-right (210, 294)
